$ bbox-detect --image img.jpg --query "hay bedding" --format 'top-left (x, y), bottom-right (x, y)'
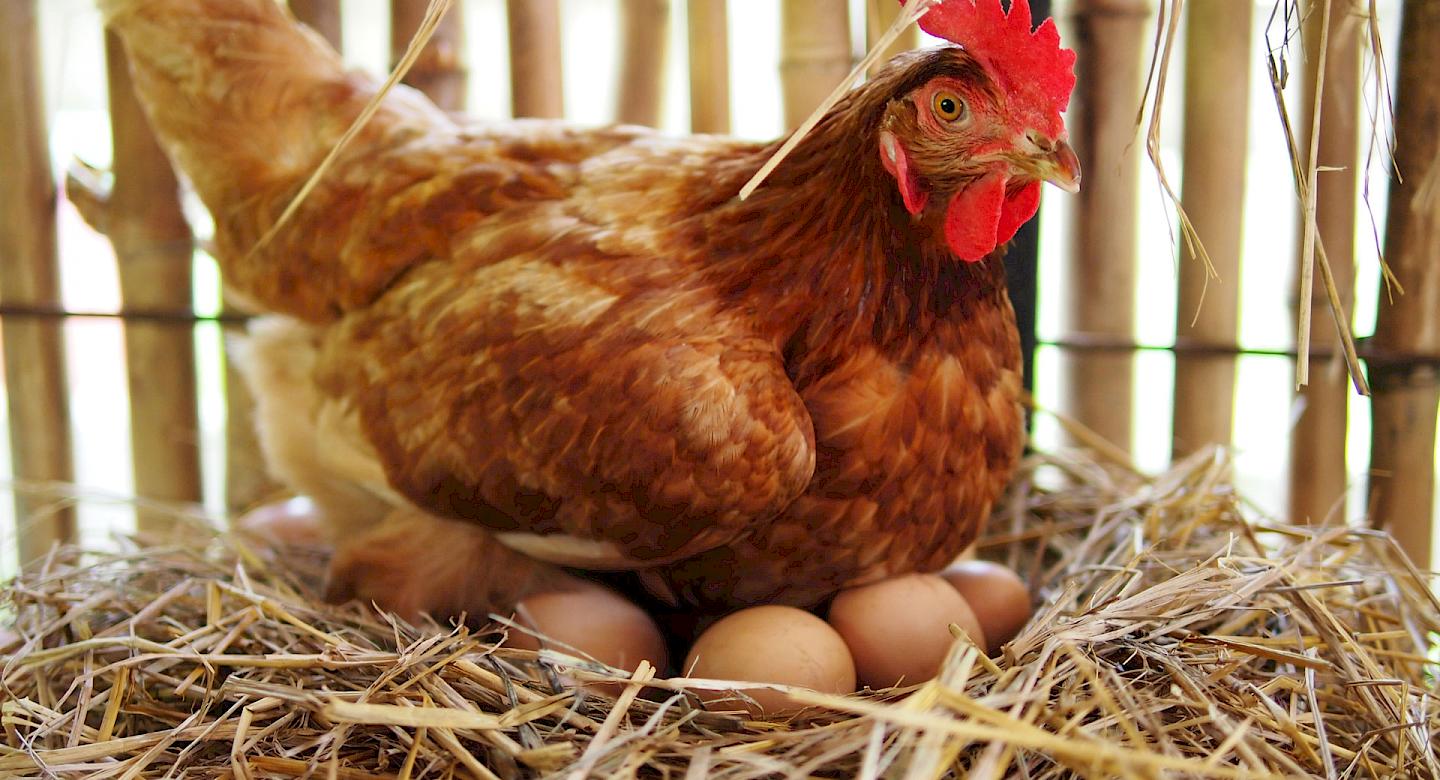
top-left (1, 449), bottom-right (1437, 779)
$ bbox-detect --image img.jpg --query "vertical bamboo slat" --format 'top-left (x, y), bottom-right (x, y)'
top-left (780, 0), bottom-right (852, 130)
top-left (290, 0), bottom-right (342, 50)
top-left (104, 35), bottom-right (203, 532)
top-left (616, 0), bottom-right (670, 126)
top-left (507, 0), bottom-right (564, 118)
top-left (865, 0), bottom-right (918, 77)
top-left (0, 0), bottom-right (76, 564)
top-left (1288, 0), bottom-right (1361, 524)
top-left (687, 0), bottom-right (729, 134)
top-left (1369, 0), bottom-right (1440, 569)
top-left (393, 0), bottom-right (467, 112)
top-left (1171, 0), bottom-right (1252, 458)
top-left (1061, 0), bottom-right (1148, 453)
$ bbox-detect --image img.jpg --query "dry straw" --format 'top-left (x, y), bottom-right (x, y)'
top-left (2, 448), bottom-right (1436, 778)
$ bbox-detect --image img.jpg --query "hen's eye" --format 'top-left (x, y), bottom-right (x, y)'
top-left (932, 91), bottom-right (966, 122)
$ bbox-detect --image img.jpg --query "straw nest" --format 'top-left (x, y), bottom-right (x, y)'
top-left (2, 448), bottom-right (1437, 779)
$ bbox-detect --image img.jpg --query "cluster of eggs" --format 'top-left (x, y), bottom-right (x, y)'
top-left (511, 562), bottom-right (1032, 716)
top-left (238, 501), bottom-right (1033, 717)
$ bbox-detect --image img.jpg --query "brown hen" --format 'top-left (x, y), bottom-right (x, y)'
top-left (100, 0), bottom-right (1079, 619)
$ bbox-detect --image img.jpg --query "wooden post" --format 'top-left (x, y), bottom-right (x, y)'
top-left (687, 0), bottom-right (729, 134)
top-left (0, 0), bottom-right (76, 564)
top-left (616, 0), bottom-right (670, 126)
top-left (393, 0), bottom-right (467, 111)
top-left (1061, 0), bottom-right (1149, 454)
top-left (104, 34), bottom-right (203, 532)
top-left (507, 0), bottom-right (564, 118)
top-left (1171, 0), bottom-right (1252, 457)
top-left (290, 0), bottom-right (342, 50)
top-left (1288, 0), bottom-right (1361, 524)
top-left (1369, 0), bottom-right (1440, 568)
top-left (780, 0), bottom-right (852, 130)
top-left (866, 0), bottom-right (918, 77)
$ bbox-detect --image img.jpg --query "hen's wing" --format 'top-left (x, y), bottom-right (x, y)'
top-left (316, 248), bottom-right (817, 569)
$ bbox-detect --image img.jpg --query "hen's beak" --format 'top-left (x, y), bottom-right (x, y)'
top-left (1038, 139), bottom-right (1081, 193)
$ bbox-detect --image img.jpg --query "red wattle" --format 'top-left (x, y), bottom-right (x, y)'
top-left (943, 171), bottom-right (1007, 262)
top-left (996, 181), bottom-right (1041, 244)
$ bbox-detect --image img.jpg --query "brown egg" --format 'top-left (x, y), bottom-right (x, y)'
top-left (234, 497), bottom-right (327, 547)
top-left (827, 573), bottom-right (985, 690)
top-left (508, 586), bottom-right (669, 676)
top-left (940, 561), bottom-right (1032, 655)
top-left (684, 605), bottom-right (856, 717)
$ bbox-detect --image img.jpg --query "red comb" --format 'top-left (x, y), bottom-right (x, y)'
top-left (902, 0), bottom-right (1076, 139)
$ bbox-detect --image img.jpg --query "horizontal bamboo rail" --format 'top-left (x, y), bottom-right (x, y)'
top-left (0, 0), bottom-right (76, 563)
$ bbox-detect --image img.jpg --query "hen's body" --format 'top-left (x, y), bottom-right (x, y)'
top-left (105, 0), bottom-right (1023, 614)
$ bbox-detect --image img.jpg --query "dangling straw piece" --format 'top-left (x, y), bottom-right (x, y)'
top-left (246, 0), bottom-right (454, 260)
top-left (739, 0), bottom-right (941, 200)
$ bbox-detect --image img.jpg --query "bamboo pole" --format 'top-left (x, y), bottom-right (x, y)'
top-left (1061, 0), bottom-right (1149, 454)
top-left (687, 0), bottom-right (729, 134)
top-left (290, 0), bottom-right (342, 50)
top-left (393, 0), bottom-right (467, 111)
top-left (507, 0), bottom-right (564, 118)
top-left (0, 0), bottom-right (75, 564)
top-left (1368, 0), bottom-right (1440, 569)
top-left (103, 34), bottom-right (203, 532)
top-left (866, 0), bottom-right (918, 77)
top-left (1287, 0), bottom-right (1361, 524)
top-left (780, 0), bottom-right (852, 130)
top-left (616, 0), bottom-right (670, 126)
top-left (1171, 0), bottom-right (1252, 458)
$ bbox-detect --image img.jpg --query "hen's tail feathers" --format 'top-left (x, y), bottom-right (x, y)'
top-left (102, 0), bottom-right (453, 320)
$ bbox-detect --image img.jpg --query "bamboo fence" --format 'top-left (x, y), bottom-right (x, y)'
top-left (290, 0), bottom-right (342, 49)
top-left (507, 0), bottom-right (564, 118)
top-left (1289, 0), bottom-right (1363, 526)
top-left (687, 0), bottom-right (729, 134)
top-left (616, 0), bottom-right (670, 127)
top-left (866, 0), bottom-right (918, 76)
top-left (0, 0), bottom-right (1436, 583)
top-left (101, 36), bottom-right (203, 533)
top-left (780, 0), bottom-right (852, 130)
top-left (394, 0), bottom-right (467, 112)
top-left (1171, 0), bottom-right (1251, 458)
top-left (0, 0), bottom-right (74, 564)
top-left (1369, 0), bottom-right (1440, 572)
top-left (1061, 0), bottom-right (1148, 454)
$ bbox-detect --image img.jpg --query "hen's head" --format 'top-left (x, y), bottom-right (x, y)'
top-left (881, 0), bottom-right (1079, 261)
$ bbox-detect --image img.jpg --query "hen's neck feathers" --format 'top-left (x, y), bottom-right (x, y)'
top-left (690, 52), bottom-right (1011, 377)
